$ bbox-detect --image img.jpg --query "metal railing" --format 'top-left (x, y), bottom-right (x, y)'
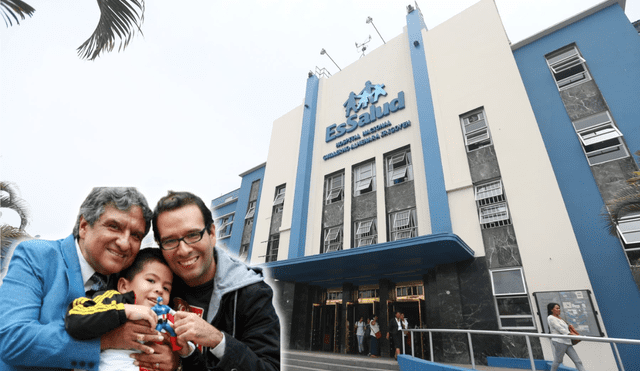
top-left (401, 328), bottom-right (640, 371)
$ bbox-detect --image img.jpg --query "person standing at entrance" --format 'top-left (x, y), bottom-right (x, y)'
top-left (387, 311), bottom-right (403, 360)
top-left (547, 303), bottom-right (586, 371)
top-left (369, 318), bottom-right (380, 358)
top-left (400, 313), bottom-right (410, 355)
top-left (355, 317), bottom-right (365, 354)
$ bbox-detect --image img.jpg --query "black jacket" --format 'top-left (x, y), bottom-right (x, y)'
top-left (180, 247), bottom-right (280, 371)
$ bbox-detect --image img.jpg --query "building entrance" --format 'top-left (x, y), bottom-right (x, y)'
top-left (389, 299), bottom-right (426, 359)
top-left (311, 304), bottom-right (342, 352)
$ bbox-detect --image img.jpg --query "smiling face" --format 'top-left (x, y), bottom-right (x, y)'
top-left (78, 205), bottom-right (146, 275)
top-left (118, 260), bottom-right (173, 307)
top-left (157, 204), bottom-right (216, 287)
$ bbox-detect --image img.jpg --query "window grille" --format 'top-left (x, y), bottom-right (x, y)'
top-left (266, 235), bottom-right (279, 262)
top-left (573, 112), bottom-right (628, 166)
top-left (324, 226), bottom-right (343, 253)
top-left (354, 162), bottom-right (375, 196)
top-left (461, 109), bottom-right (491, 152)
top-left (546, 46), bottom-right (591, 90)
top-left (325, 173), bottom-right (344, 204)
top-left (390, 209), bottom-right (417, 241)
top-left (355, 219), bottom-right (377, 247)
top-left (245, 201), bottom-right (256, 219)
top-left (386, 149), bottom-right (413, 186)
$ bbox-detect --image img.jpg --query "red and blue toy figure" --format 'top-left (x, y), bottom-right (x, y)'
top-left (152, 297), bottom-right (182, 351)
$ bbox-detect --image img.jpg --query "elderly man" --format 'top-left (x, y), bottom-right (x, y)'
top-left (153, 191), bottom-right (280, 371)
top-left (0, 187), bottom-right (177, 371)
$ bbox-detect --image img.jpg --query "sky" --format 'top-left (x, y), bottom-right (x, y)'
top-left (2, 0), bottom-right (639, 240)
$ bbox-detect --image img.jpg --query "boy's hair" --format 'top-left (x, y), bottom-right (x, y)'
top-left (119, 248), bottom-right (170, 282)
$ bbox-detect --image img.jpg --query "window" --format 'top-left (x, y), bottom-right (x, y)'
top-left (325, 172), bottom-right (344, 204)
top-left (245, 200), bottom-right (256, 219)
top-left (475, 179), bottom-right (511, 229)
top-left (354, 218), bottom-right (377, 247)
top-left (479, 203), bottom-right (510, 229)
top-left (216, 213), bottom-right (234, 239)
top-left (326, 291), bottom-right (343, 302)
top-left (323, 226), bottom-right (343, 253)
top-left (475, 180), bottom-right (504, 206)
top-left (273, 185), bottom-right (286, 213)
top-left (573, 111), bottom-right (629, 166)
top-left (490, 268), bottom-right (535, 330)
top-left (266, 235), bottom-right (279, 262)
top-left (386, 149), bottom-right (413, 186)
top-left (354, 161), bottom-right (376, 196)
top-left (461, 109), bottom-right (491, 152)
top-left (546, 45), bottom-right (591, 90)
top-left (617, 212), bottom-right (640, 266)
top-left (358, 288), bottom-right (379, 299)
top-left (389, 209), bottom-right (417, 241)
top-left (396, 285), bottom-right (423, 298)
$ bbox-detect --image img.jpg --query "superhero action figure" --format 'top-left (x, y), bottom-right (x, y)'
top-left (152, 297), bottom-right (182, 351)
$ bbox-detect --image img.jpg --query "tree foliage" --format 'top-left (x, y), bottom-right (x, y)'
top-left (1, 182), bottom-right (31, 273)
top-left (1, 0), bottom-right (145, 60)
top-left (604, 150), bottom-right (640, 236)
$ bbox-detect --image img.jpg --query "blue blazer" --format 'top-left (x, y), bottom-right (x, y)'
top-left (0, 235), bottom-right (100, 370)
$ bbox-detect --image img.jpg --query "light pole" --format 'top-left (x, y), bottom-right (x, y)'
top-left (320, 48), bottom-right (341, 71)
top-left (366, 16), bottom-right (385, 44)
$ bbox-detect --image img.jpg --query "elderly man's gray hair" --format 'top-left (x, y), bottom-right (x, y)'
top-left (72, 187), bottom-right (153, 238)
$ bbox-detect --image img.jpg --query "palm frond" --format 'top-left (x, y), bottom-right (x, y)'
top-left (1, 0), bottom-right (35, 27)
top-left (604, 184), bottom-right (640, 236)
top-left (77, 0), bottom-right (145, 61)
top-left (0, 181), bottom-right (30, 230)
top-left (1, 224), bottom-right (29, 251)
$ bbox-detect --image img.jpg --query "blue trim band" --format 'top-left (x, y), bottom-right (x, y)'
top-left (406, 9), bottom-right (452, 233)
top-left (289, 75), bottom-right (319, 258)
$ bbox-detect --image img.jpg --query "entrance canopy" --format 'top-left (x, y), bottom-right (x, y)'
top-left (261, 233), bottom-right (474, 287)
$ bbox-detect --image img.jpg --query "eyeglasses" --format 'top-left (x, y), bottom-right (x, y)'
top-left (160, 227), bottom-right (207, 251)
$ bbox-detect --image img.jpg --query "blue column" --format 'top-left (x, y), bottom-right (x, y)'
top-left (406, 9), bottom-right (452, 233)
top-left (289, 75), bottom-right (319, 258)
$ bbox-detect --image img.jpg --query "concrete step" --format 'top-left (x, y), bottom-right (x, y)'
top-left (283, 350), bottom-right (400, 371)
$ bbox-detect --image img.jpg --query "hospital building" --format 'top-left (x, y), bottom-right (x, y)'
top-left (210, 1), bottom-right (640, 369)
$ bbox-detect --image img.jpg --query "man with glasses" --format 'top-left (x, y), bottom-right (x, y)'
top-left (152, 191), bottom-right (280, 371)
top-left (0, 187), bottom-right (177, 371)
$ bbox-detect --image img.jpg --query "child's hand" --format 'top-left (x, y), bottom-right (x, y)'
top-left (124, 304), bottom-right (158, 329)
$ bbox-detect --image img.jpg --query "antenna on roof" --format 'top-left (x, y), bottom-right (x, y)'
top-left (355, 35), bottom-right (372, 58)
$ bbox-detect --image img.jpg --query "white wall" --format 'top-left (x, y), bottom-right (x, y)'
top-left (249, 105), bottom-right (303, 264)
top-left (423, 0), bottom-right (613, 368)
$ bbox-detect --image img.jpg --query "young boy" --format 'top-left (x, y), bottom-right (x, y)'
top-left (65, 248), bottom-right (194, 370)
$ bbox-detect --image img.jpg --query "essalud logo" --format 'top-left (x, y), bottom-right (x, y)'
top-left (326, 80), bottom-right (405, 143)
top-left (343, 81), bottom-right (387, 117)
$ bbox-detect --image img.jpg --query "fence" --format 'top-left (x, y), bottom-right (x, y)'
top-left (401, 328), bottom-right (640, 371)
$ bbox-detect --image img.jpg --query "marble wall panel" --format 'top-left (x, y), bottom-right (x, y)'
top-left (467, 145), bottom-right (501, 184)
top-left (270, 211), bottom-right (283, 235)
top-left (591, 156), bottom-right (639, 205)
top-left (385, 180), bottom-right (417, 213)
top-left (560, 80), bottom-right (607, 122)
top-left (323, 201), bottom-right (344, 228)
top-left (289, 282), bottom-right (311, 350)
top-left (352, 191), bottom-right (377, 220)
top-left (482, 225), bottom-right (522, 269)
